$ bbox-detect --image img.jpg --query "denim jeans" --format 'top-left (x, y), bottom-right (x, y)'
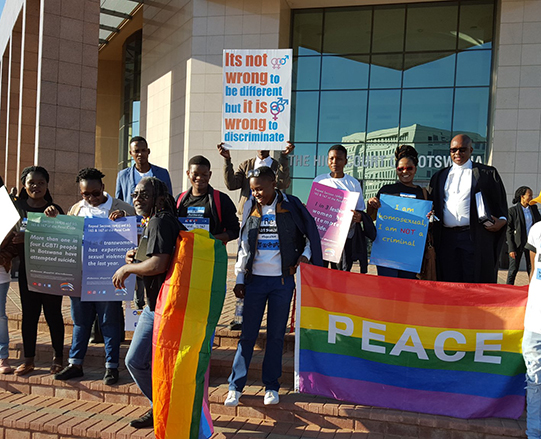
top-left (0, 282), bottom-right (9, 359)
top-left (69, 297), bottom-right (121, 369)
top-left (523, 330), bottom-right (541, 438)
top-left (228, 275), bottom-right (295, 392)
top-left (125, 306), bottom-right (154, 403)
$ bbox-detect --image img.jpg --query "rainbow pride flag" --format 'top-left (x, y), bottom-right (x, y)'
top-left (153, 229), bottom-right (228, 439)
top-left (295, 264), bottom-right (528, 419)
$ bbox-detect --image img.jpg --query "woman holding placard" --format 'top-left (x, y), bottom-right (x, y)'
top-left (12, 166), bottom-right (65, 376)
top-left (367, 145), bottom-right (429, 279)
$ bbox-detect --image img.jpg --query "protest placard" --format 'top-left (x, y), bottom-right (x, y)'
top-left (222, 49), bottom-right (292, 150)
top-left (370, 194), bottom-right (431, 273)
top-left (125, 302), bottom-right (143, 331)
top-left (25, 213), bottom-right (84, 297)
top-left (306, 182), bottom-right (359, 263)
top-left (0, 185), bottom-right (20, 244)
top-left (82, 216), bottom-right (137, 301)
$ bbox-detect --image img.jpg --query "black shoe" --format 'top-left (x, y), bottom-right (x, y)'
top-left (229, 319), bottom-right (242, 331)
top-left (54, 364), bottom-right (84, 380)
top-left (130, 408), bottom-right (153, 429)
top-left (103, 368), bottom-right (119, 385)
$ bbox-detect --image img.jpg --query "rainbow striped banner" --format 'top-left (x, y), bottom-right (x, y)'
top-left (153, 229), bottom-right (228, 439)
top-left (295, 264), bottom-right (528, 419)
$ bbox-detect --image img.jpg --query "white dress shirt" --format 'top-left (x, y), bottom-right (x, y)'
top-left (78, 192), bottom-right (113, 218)
top-left (254, 155), bottom-right (274, 169)
top-left (443, 160), bottom-right (473, 228)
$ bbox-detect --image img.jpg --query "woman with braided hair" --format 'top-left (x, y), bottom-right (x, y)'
top-left (367, 145), bottom-right (427, 279)
top-left (113, 177), bottom-right (185, 429)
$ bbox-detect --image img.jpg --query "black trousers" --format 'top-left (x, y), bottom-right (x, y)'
top-left (438, 228), bottom-right (476, 283)
top-left (507, 248), bottom-right (531, 285)
top-left (19, 267), bottom-right (64, 359)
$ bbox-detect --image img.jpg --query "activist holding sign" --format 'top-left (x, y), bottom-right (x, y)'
top-left (224, 166), bottom-right (322, 408)
top-left (54, 168), bottom-right (134, 386)
top-left (218, 142), bottom-right (294, 216)
top-left (313, 145), bottom-right (374, 272)
top-left (10, 166), bottom-right (65, 376)
top-left (367, 145), bottom-right (431, 279)
top-left (175, 155), bottom-right (239, 243)
top-left (112, 177), bottom-right (184, 429)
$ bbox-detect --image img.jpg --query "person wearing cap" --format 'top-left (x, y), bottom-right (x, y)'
top-left (506, 186), bottom-right (541, 285)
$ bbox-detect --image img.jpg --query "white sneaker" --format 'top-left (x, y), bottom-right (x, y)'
top-left (224, 390), bottom-right (241, 407)
top-left (264, 390), bottom-right (279, 405)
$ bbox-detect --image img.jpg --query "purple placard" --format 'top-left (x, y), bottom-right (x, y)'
top-left (306, 182), bottom-right (359, 263)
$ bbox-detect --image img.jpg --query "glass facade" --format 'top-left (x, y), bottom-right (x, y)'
top-left (289, 1), bottom-right (495, 201)
top-left (118, 30), bottom-right (142, 170)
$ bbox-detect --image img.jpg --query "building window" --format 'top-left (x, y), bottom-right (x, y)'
top-left (289, 0), bottom-right (495, 201)
top-left (118, 30), bottom-right (142, 170)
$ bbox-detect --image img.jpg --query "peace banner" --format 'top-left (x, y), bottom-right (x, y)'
top-left (295, 264), bottom-right (527, 419)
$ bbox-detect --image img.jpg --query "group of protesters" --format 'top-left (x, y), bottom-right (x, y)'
top-left (2, 133), bottom-right (541, 437)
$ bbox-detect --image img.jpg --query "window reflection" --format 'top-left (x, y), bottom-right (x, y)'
top-left (456, 50), bottom-right (492, 86)
top-left (458, 1), bottom-right (494, 50)
top-left (292, 92), bottom-right (319, 142)
top-left (323, 8), bottom-right (372, 55)
top-left (318, 90), bottom-right (367, 143)
top-left (367, 90), bottom-right (400, 133)
top-left (289, 1), bottom-right (494, 195)
top-left (292, 10), bottom-right (323, 56)
top-left (321, 55), bottom-right (369, 90)
top-left (370, 54), bottom-right (403, 89)
top-left (401, 89), bottom-right (453, 134)
top-left (453, 87), bottom-right (490, 138)
top-left (372, 6), bottom-right (405, 53)
top-left (293, 57), bottom-right (321, 91)
top-left (405, 3), bottom-right (458, 52)
top-left (403, 53), bottom-right (456, 88)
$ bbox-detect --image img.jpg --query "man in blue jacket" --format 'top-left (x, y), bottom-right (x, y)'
top-left (115, 137), bottom-right (173, 204)
top-left (224, 166), bottom-right (322, 407)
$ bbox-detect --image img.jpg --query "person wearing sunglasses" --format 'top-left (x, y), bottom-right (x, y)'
top-left (427, 134), bottom-right (507, 283)
top-left (55, 168), bottom-right (135, 385)
top-left (367, 145), bottom-right (426, 279)
top-left (113, 177), bottom-right (184, 429)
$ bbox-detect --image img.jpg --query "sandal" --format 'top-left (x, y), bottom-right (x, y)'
top-left (0, 358), bottom-right (13, 374)
top-left (14, 363), bottom-right (34, 376)
top-left (50, 357), bottom-right (63, 374)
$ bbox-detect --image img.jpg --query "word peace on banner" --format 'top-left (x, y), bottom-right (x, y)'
top-left (295, 263), bottom-right (527, 420)
top-left (306, 182), bottom-right (359, 264)
top-left (370, 194), bottom-right (432, 273)
top-left (25, 213), bottom-right (84, 297)
top-left (222, 49), bottom-right (292, 150)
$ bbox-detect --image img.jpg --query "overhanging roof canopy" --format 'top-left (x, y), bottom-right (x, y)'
top-left (99, 0), bottom-right (142, 47)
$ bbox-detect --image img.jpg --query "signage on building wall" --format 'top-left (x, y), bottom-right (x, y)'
top-left (222, 49), bottom-right (293, 150)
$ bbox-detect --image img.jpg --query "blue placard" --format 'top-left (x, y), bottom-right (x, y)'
top-left (82, 216), bottom-right (138, 301)
top-left (370, 194), bottom-right (432, 273)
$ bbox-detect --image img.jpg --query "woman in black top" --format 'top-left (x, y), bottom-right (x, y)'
top-left (367, 145), bottom-right (425, 279)
top-left (12, 166), bottom-right (65, 376)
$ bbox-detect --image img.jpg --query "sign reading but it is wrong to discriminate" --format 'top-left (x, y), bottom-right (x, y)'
top-left (222, 49), bottom-right (292, 150)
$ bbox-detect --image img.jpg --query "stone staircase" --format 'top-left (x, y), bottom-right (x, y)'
top-left (0, 278), bottom-right (529, 438)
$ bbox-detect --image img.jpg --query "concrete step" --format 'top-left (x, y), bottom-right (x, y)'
top-left (0, 391), bottom-right (155, 439)
top-left (208, 380), bottom-right (527, 439)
